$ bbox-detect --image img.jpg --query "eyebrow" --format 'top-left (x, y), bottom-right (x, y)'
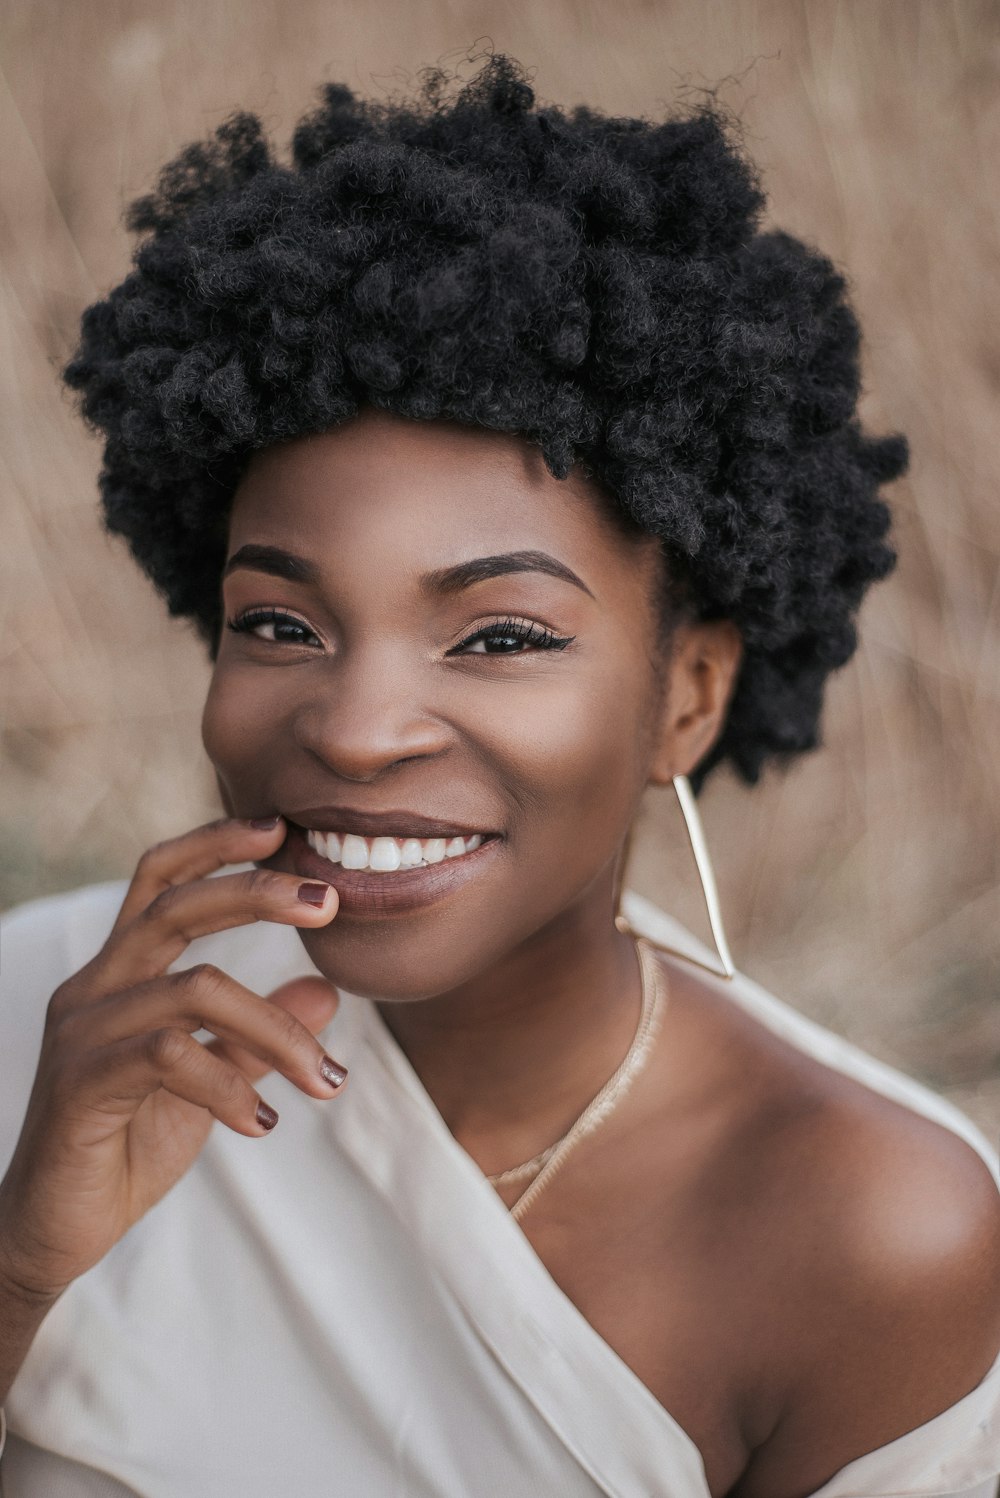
top-left (223, 545), bottom-right (321, 585)
top-left (423, 549), bottom-right (594, 599)
top-left (223, 544), bottom-right (594, 599)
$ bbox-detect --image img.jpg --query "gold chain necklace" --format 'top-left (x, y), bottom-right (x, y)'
top-left (486, 937), bottom-right (667, 1223)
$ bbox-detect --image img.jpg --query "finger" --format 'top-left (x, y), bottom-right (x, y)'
top-left (78, 967), bottom-right (347, 1099)
top-left (91, 867), bottom-right (338, 992)
top-left (109, 815), bottom-right (290, 935)
top-left (75, 1028), bottom-right (283, 1138)
top-left (207, 977), bottom-right (342, 1084)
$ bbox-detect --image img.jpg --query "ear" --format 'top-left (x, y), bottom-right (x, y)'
top-left (647, 618), bottom-right (744, 786)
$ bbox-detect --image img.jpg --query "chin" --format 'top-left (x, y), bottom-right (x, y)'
top-left (290, 919), bottom-right (482, 1004)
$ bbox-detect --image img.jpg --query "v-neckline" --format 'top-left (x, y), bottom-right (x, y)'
top-left (330, 980), bottom-right (712, 1498)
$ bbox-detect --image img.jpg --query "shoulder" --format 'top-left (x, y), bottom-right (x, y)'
top-left (707, 962), bottom-right (1000, 1374)
top-left (798, 1079), bottom-right (1000, 1346)
top-left (726, 1011), bottom-right (1000, 1494)
top-left (655, 951), bottom-right (1000, 1488)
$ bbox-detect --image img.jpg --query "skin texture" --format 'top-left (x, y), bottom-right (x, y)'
top-left (3, 409), bottom-right (992, 1486)
top-left (198, 407), bottom-right (1000, 1497)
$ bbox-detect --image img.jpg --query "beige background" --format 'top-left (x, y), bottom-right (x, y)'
top-left (1, 1), bottom-right (998, 1134)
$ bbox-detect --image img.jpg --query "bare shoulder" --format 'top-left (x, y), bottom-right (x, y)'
top-left (693, 970), bottom-right (1000, 1497)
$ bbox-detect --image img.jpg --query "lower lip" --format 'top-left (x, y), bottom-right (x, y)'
top-left (285, 823), bottom-right (503, 918)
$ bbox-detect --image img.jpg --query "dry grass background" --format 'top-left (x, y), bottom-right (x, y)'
top-left (1, 0), bottom-right (998, 1136)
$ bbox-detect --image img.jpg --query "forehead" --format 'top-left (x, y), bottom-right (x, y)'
top-left (227, 408), bottom-right (657, 595)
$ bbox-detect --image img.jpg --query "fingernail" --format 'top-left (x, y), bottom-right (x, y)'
top-left (256, 1101), bottom-right (279, 1131)
top-left (319, 1055), bottom-right (348, 1090)
top-left (298, 882), bottom-right (331, 907)
top-left (249, 815), bottom-right (281, 830)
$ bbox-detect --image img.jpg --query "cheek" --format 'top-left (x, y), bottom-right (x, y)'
top-left (478, 661), bottom-right (652, 865)
top-left (201, 667), bottom-right (273, 792)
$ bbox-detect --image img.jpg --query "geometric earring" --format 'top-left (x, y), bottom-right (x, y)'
top-left (614, 772), bottom-right (736, 980)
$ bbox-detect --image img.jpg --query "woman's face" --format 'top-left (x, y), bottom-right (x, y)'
top-left (202, 407), bottom-right (691, 1000)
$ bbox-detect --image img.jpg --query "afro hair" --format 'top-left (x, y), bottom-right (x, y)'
top-left (62, 50), bottom-right (908, 793)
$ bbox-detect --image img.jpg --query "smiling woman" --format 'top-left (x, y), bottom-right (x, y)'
top-left (0, 51), bottom-right (998, 1498)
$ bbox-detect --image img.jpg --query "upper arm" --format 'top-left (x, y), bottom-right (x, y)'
top-left (733, 1099), bottom-right (1000, 1498)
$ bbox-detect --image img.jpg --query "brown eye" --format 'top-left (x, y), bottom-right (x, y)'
top-left (226, 608), bottom-right (321, 647)
top-left (450, 618), bottom-right (574, 655)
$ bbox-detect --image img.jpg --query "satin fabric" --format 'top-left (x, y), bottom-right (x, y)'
top-left (0, 877), bottom-right (997, 1498)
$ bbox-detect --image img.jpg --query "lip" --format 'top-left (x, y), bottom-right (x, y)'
top-left (283, 805), bottom-right (496, 839)
top-left (285, 821), bottom-right (503, 918)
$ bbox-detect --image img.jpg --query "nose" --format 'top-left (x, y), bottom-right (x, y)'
top-left (290, 649), bottom-right (453, 782)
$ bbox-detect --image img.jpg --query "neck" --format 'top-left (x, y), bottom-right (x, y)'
top-left (375, 884), bottom-right (642, 1177)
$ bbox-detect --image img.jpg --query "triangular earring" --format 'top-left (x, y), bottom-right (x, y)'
top-left (614, 773), bottom-right (736, 980)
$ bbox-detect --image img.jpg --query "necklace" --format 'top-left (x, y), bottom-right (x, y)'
top-left (487, 936), bottom-right (667, 1223)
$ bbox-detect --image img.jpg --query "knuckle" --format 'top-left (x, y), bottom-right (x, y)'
top-left (214, 1066), bottom-right (248, 1109)
top-left (45, 979), bottom-right (80, 1028)
top-left (135, 839), bottom-right (172, 874)
top-left (145, 1027), bottom-right (190, 1073)
top-left (238, 868), bottom-right (282, 903)
top-left (268, 1003), bottom-right (305, 1050)
top-left (176, 962), bottom-right (228, 999)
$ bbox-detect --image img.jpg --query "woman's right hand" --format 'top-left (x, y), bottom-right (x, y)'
top-left (0, 815), bottom-right (344, 1309)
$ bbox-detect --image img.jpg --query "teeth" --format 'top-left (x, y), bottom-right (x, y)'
top-left (305, 828), bottom-right (487, 872)
top-left (340, 834), bottom-right (369, 869)
top-left (369, 836), bottom-right (401, 872)
top-left (399, 838), bottom-right (424, 868)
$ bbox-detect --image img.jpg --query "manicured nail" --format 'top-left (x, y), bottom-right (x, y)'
top-left (297, 882), bottom-right (331, 907)
top-left (256, 1101), bottom-right (279, 1131)
top-left (249, 815), bottom-right (281, 830)
top-left (319, 1055), bottom-right (348, 1090)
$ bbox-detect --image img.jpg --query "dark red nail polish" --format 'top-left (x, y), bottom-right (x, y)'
top-left (249, 815), bottom-right (281, 830)
top-left (319, 1055), bottom-right (348, 1089)
top-left (256, 1101), bottom-right (279, 1131)
top-left (297, 882), bottom-right (330, 907)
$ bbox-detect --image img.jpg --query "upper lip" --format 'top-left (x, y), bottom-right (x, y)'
top-left (283, 806), bottom-right (497, 839)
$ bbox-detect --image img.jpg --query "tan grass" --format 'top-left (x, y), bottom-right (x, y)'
top-left (1, 0), bottom-right (997, 1134)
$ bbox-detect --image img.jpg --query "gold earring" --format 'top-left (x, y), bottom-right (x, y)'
top-left (614, 773), bottom-right (735, 980)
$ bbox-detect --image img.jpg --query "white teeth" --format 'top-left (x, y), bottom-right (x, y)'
top-left (340, 833), bottom-right (370, 870)
top-left (305, 828), bottom-right (489, 872)
top-left (369, 836), bottom-right (401, 872)
top-left (399, 838), bottom-right (424, 868)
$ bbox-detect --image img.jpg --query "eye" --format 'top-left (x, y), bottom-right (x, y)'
top-left (449, 617), bottom-right (575, 655)
top-left (225, 607), bottom-right (321, 647)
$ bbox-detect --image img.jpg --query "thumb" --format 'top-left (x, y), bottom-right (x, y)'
top-left (210, 976), bottom-right (342, 1084)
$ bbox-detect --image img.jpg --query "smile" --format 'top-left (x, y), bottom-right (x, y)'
top-left (305, 829), bottom-right (486, 872)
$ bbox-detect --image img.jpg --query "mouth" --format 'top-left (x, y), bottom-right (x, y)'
top-left (283, 821), bottom-right (503, 919)
top-left (305, 827), bottom-right (487, 871)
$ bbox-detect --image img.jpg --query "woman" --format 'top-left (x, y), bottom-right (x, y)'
top-left (0, 53), bottom-right (997, 1498)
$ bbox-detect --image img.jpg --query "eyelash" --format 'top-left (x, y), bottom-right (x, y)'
top-left (223, 608), bottom-right (575, 656)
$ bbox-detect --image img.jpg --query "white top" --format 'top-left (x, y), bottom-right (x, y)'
top-left (0, 876), bottom-right (998, 1498)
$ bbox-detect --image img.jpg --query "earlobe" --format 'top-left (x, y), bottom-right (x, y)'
top-left (647, 618), bottom-right (743, 786)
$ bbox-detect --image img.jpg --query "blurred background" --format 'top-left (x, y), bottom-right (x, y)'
top-left (1, 0), bottom-right (998, 1136)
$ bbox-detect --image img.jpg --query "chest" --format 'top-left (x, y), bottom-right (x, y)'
top-left (500, 1128), bottom-right (799, 1497)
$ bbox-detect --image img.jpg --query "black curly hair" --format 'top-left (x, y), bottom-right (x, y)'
top-left (62, 50), bottom-right (907, 793)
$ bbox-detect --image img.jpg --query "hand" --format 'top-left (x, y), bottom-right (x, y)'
top-left (0, 816), bottom-right (343, 1305)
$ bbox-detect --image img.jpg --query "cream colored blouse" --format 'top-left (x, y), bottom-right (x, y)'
top-left (0, 876), bottom-right (997, 1497)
